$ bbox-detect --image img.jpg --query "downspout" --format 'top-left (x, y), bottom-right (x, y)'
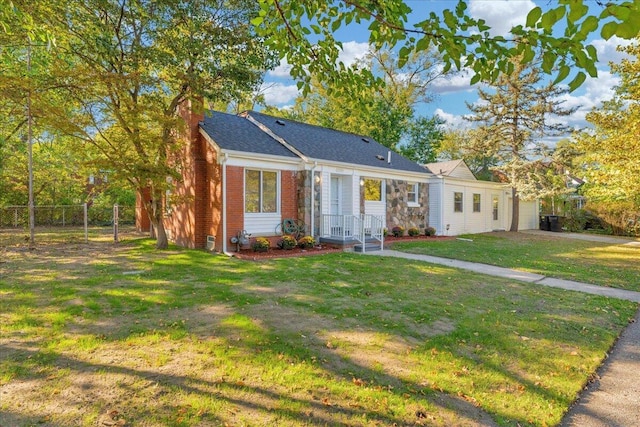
top-left (221, 152), bottom-right (232, 256)
top-left (439, 175), bottom-right (445, 236)
top-left (310, 161), bottom-right (317, 238)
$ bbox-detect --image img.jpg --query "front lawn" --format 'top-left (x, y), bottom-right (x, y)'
top-left (391, 231), bottom-right (640, 292)
top-left (0, 239), bottom-right (637, 426)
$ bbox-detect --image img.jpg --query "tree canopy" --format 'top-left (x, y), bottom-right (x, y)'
top-left (253, 0), bottom-right (640, 95)
top-left (573, 42), bottom-right (640, 209)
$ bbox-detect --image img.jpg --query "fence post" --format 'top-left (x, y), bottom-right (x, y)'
top-left (113, 204), bottom-right (119, 243)
top-left (83, 203), bottom-right (88, 243)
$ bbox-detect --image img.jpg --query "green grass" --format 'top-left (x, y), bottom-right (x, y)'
top-left (391, 232), bottom-right (640, 292)
top-left (0, 238), bottom-right (637, 426)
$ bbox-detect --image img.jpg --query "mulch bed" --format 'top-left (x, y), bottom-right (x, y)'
top-left (232, 235), bottom-right (454, 260)
top-left (232, 244), bottom-right (343, 260)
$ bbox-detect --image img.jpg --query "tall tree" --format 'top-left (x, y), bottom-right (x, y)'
top-left (25, 0), bottom-right (275, 249)
top-left (398, 115), bottom-right (445, 164)
top-left (573, 41), bottom-right (640, 209)
top-left (464, 58), bottom-right (577, 231)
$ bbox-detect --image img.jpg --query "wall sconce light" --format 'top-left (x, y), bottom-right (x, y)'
top-left (315, 175), bottom-right (321, 184)
top-left (360, 178), bottom-right (365, 186)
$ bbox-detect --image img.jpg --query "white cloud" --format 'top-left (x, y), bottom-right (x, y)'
top-left (432, 69), bottom-right (475, 94)
top-left (260, 82), bottom-right (300, 105)
top-left (557, 70), bottom-right (619, 128)
top-left (268, 58), bottom-right (293, 78)
top-left (267, 41), bottom-right (369, 80)
top-left (469, 0), bottom-right (535, 37)
top-left (591, 36), bottom-right (634, 67)
top-left (337, 41), bottom-right (370, 66)
top-left (434, 108), bottom-right (470, 130)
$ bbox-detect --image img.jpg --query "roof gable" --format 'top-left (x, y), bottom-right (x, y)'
top-left (425, 160), bottom-right (476, 180)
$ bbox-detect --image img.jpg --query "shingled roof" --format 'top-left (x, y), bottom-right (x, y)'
top-left (199, 110), bottom-right (429, 174)
top-left (199, 111), bottom-right (298, 159)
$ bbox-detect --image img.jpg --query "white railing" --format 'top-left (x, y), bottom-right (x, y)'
top-left (320, 214), bottom-right (385, 253)
top-left (320, 214), bottom-right (356, 239)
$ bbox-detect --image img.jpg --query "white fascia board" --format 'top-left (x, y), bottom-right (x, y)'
top-left (222, 150), bottom-right (303, 171)
top-left (309, 158), bottom-right (432, 182)
top-left (429, 175), bottom-right (510, 190)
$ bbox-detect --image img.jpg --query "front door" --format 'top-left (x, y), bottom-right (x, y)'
top-left (330, 176), bottom-right (342, 215)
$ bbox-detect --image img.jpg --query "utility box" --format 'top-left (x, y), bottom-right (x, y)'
top-left (206, 235), bottom-right (216, 251)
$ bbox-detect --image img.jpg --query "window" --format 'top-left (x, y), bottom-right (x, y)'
top-left (454, 192), bottom-right (463, 212)
top-left (364, 179), bottom-right (382, 201)
top-left (407, 182), bottom-right (419, 205)
top-left (473, 193), bottom-right (481, 212)
top-left (245, 170), bottom-right (278, 213)
top-left (492, 196), bottom-right (499, 220)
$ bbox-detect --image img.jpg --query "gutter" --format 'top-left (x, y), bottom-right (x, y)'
top-left (221, 152), bottom-right (234, 257)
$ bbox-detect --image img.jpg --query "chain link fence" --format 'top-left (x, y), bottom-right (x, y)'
top-left (0, 204), bottom-right (137, 247)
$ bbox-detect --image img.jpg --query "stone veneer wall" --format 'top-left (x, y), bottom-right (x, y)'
top-left (386, 179), bottom-right (429, 232)
top-left (296, 170), bottom-right (312, 236)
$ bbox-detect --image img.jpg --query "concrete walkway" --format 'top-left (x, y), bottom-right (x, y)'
top-left (362, 247), bottom-right (640, 426)
top-left (368, 250), bottom-right (640, 303)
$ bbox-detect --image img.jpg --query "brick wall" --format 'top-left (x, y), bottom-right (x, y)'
top-left (226, 165), bottom-right (245, 249)
top-left (281, 171), bottom-right (298, 221)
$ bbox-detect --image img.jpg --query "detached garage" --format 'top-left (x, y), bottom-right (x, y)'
top-left (426, 160), bottom-right (538, 236)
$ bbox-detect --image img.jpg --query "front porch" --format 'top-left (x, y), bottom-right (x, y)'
top-left (318, 214), bottom-right (384, 252)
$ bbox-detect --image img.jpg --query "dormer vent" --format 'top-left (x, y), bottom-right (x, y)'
top-left (275, 119), bottom-right (285, 126)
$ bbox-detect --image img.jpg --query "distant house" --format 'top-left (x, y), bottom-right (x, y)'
top-left (425, 160), bottom-right (539, 236)
top-left (137, 105), bottom-right (431, 252)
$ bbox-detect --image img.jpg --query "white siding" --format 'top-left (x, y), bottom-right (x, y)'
top-left (244, 213), bottom-right (281, 236)
top-left (518, 200), bottom-right (539, 230)
top-left (428, 181), bottom-right (443, 235)
top-left (429, 176), bottom-right (523, 236)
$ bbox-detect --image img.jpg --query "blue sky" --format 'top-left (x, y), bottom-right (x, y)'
top-left (260, 0), bottom-right (632, 133)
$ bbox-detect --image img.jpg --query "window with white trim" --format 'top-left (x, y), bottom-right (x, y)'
top-left (454, 192), bottom-right (463, 212)
top-left (407, 182), bottom-right (419, 206)
top-left (245, 170), bottom-right (278, 213)
top-left (473, 193), bottom-right (481, 212)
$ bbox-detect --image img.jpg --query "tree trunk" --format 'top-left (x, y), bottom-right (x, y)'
top-left (143, 187), bottom-right (169, 249)
top-left (509, 187), bottom-right (520, 232)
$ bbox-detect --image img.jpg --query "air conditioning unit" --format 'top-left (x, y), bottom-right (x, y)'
top-left (206, 235), bottom-right (216, 251)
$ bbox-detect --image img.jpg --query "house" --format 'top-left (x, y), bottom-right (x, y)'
top-left (137, 104), bottom-right (432, 252)
top-left (425, 159), bottom-right (539, 236)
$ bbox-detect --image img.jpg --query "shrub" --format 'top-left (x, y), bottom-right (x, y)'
top-left (391, 226), bottom-right (404, 237)
top-left (252, 237), bottom-right (270, 252)
top-left (382, 228), bottom-right (388, 237)
top-left (277, 235), bottom-right (297, 250)
top-left (425, 226), bottom-right (436, 236)
top-left (297, 235), bottom-right (315, 249)
top-left (408, 227), bottom-right (420, 237)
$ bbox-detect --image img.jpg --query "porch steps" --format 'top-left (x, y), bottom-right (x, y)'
top-left (353, 243), bottom-right (383, 253)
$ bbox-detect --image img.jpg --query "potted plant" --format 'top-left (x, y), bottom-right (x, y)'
top-left (391, 226), bottom-right (405, 237)
top-left (277, 235), bottom-right (297, 250)
top-left (252, 237), bottom-right (270, 252)
top-left (298, 235), bottom-right (315, 249)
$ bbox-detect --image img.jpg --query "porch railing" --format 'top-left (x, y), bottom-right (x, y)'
top-left (320, 214), bottom-right (384, 252)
